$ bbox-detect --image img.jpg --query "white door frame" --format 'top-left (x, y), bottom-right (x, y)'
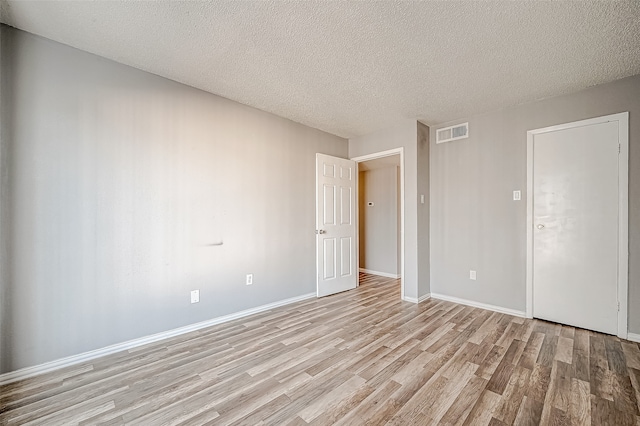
top-left (351, 148), bottom-right (405, 300)
top-left (525, 112), bottom-right (629, 338)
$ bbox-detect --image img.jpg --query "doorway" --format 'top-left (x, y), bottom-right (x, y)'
top-left (526, 112), bottom-right (628, 338)
top-left (352, 148), bottom-right (405, 299)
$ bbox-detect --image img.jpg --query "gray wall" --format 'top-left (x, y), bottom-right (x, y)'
top-left (0, 25), bottom-right (347, 373)
top-left (0, 25), bottom-right (8, 372)
top-left (430, 74), bottom-right (640, 333)
top-left (358, 167), bottom-right (399, 276)
top-left (349, 120), bottom-right (420, 299)
top-left (417, 122), bottom-right (430, 297)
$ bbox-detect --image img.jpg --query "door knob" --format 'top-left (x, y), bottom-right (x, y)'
top-left (316, 229), bottom-right (326, 234)
top-left (537, 224), bottom-right (545, 230)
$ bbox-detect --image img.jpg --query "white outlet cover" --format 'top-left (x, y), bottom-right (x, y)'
top-left (469, 270), bottom-right (477, 280)
top-left (190, 290), bottom-right (200, 303)
top-left (246, 274), bottom-right (253, 285)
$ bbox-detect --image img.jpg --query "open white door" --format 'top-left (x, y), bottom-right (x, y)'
top-left (316, 153), bottom-right (357, 297)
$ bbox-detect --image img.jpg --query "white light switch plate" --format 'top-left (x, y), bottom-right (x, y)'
top-left (470, 270), bottom-right (477, 280)
top-left (513, 190), bottom-right (521, 201)
top-left (190, 290), bottom-right (199, 304)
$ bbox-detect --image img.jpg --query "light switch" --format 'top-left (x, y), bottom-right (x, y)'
top-left (513, 190), bottom-right (521, 201)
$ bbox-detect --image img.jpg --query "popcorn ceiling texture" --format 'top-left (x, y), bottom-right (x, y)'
top-left (1, 1), bottom-right (640, 138)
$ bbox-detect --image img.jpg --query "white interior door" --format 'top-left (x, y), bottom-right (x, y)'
top-left (316, 153), bottom-right (357, 297)
top-left (531, 120), bottom-right (620, 335)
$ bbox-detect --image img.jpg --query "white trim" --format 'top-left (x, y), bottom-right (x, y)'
top-left (419, 293), bottom-right (431, 303)
top-left (526, 131), bottom-right (534, 319)
top-left (0, 292), bottom-right (316, 386)
top-left (618, 113), bottom-right (629, 339)
top-left (526, 112), bottom-right (629, 339)
top-left (359, 268), bottom-right (400, 279)
top-left (352, 148), bottom-right (405, 301)
top-left (431, 293), bottom-right (526, 318)
top-left (351, 148), bottom-right (404, 163)
top-left (403, 293), bottom-right (431, 304)
top-left (627, 333), bottom-right (640, 343)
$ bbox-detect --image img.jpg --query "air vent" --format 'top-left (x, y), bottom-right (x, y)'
top-left (436, 122), bottom-right (469, 144)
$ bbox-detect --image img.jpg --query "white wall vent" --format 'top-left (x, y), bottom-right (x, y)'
top-left (436, 122), bottom-right (469, 144)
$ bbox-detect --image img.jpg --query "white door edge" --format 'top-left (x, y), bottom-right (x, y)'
top-left (525, 112), bottom-right (629, 339)
top-left (351, 148), bottom-right (405, 301)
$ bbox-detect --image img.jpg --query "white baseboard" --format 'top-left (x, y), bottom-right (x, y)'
top-left (0, 292), bottom-right (316, 386)
top-left (359, 268), bottom-right (400, 279)
top-left (403, 293), bottom-right (431, 304)
top-left (627, 332), bottom-right (640, 343)
top-left (430, 293), bottom-right (526, 318)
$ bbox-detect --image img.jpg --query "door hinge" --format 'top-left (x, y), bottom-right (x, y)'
top-left (619, 144), bottom-right (621, 154)
top-left (618, 301), bottom-right (620, 311)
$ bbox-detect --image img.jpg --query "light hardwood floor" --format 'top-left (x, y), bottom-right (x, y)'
top-left (1, 273), bottom-right (640, 425)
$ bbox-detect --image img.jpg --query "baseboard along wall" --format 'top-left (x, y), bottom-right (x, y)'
top-left (403, 293), bottom-right (431, 304)
top-left (4, 285), bottom-right (633, 385)
top-left (430, 293), bottom-right (526, 318)
top-left (0, 292), bottom-right (316, 385)
top-left (359, 268), bottom-right (401, 279)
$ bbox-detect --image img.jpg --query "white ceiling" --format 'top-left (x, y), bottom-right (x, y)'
top-left (1, 1), bottom-right (639, 138)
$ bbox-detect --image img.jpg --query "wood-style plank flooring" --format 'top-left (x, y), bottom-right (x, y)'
top-left (2, 273), bottom-right (640, 425)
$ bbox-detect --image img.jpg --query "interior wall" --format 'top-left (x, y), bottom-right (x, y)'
top-left (349, 120), bottom-right (419, 300)
top-left (396, 167), bottom-right (401, 274)
top-left (0, 25), bottom-right (347, 373)
top-left (429, 74), bottom-right (640, 333)
top-left (417, 122), bottom-right (430, 297)
top-left (358, 166), bottom-right (399, 276)
top-left (0, 24), bottom-right (9, 372)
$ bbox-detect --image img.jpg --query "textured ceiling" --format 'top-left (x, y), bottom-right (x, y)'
top-left (1, 1), bottom-right (640, 138)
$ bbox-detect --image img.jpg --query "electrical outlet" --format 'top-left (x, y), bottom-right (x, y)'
top-left (190, 290), bottom-right (200, 304)
top-left (469, 270), bottom-right (477, 280)
top-left (246, 274), bottom-right (253, 285)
